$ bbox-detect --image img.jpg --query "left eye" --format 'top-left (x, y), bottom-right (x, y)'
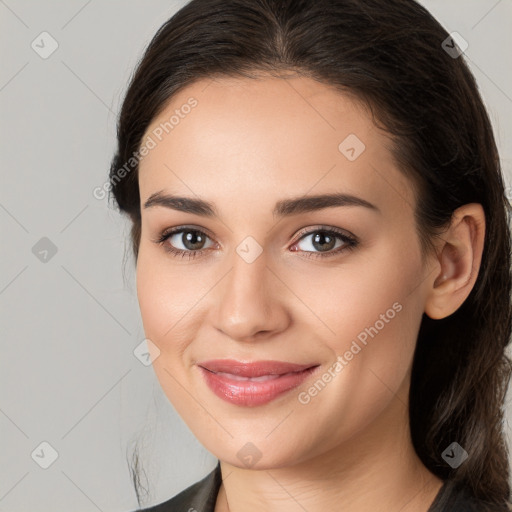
top-left (292, 229), bottom-right (356, 254)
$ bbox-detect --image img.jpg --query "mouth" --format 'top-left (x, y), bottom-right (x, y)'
top-left (196, 359), bottom-right (320, 407)
top-left (197, 359), bottom-right (318, 377)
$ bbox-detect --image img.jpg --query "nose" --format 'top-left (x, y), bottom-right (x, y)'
top-left (211, 247), bottom-right (291, 342)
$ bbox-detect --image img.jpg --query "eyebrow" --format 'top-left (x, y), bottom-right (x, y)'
top-left (143, 190), bottom-right (379, 218)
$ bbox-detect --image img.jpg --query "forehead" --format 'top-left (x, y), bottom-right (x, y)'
top-left (138, 74), bottom-right (413, 216)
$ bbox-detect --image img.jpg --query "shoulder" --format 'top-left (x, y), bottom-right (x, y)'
top-left (132, 462), bottom-right (222, 512)
top-left (429, 479), bottom-right (511, 512)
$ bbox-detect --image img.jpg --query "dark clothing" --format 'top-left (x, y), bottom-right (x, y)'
top-left (138, 463), bottom-right (222, 512)
top-left (136, 461), bottom-right (511, 511)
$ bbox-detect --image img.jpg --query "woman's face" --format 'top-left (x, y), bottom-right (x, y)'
top-left (136, 74), bottom-right (435, 469)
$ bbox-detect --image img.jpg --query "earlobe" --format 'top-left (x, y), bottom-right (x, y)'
top-left (424, 203), bottom-right (485, 320)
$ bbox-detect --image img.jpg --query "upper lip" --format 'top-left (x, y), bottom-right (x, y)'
top-left (197, 359), bottom-right (319, 377)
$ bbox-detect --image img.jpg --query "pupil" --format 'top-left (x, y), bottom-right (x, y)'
top-left (313, 232), bottom-right (335, 251)
top-left (183, 231), bottom-right (204, 250)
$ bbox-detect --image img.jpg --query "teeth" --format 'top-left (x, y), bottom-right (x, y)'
top-left (215, 371), bottom-right (290, 381)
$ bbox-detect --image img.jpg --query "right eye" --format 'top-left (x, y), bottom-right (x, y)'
top-left (153, 227), bottom-right (217, 259)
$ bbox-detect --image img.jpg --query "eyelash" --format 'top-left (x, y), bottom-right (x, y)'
top-left (152, 225), bottom-right (359, 261)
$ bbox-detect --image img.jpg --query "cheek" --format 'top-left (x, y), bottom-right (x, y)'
top-left (289, 262), bottom-right (423, 455)
top-left (294, 240), bottom-right (421, 344)
top-left (136, 250), bottom-right (198, 407)
top-left (135, 248), bottom-right (195, 378)
top-left (136, 255), bottom-right (169, 342)
top-left (136, 245), bottom-right (198, 341)
top-left (292, 239), bottom-right (424, 397)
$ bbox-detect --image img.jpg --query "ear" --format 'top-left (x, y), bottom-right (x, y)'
top-left (424, 203), bottom-right (486, 320)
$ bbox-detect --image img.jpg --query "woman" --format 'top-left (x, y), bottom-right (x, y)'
top-left (109, 0), bottom-right (512, 510)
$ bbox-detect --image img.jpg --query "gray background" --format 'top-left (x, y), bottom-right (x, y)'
top-left (1, 1), bottom-right (511, 511)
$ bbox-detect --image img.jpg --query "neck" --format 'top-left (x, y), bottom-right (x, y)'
top-left (215, 381), bottom-right (443, 512)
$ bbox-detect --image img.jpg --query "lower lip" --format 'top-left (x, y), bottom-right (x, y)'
top-left (198, 365), bottom-right (319, 407)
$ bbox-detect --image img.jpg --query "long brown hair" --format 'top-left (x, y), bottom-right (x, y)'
top-left (109, 0), bottom-right (512, 507)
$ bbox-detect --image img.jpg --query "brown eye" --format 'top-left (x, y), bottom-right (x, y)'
top-left (310, 232), bottom-right (337, 252)
top-left (176, 230), bottom-right (208, 251)
top-left (292, 228), bottom-right (357, 257)
top-left (154, 227), bottom-right (216, 259)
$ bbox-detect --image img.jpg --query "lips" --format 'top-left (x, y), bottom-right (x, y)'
top-left (198, 359), bottom-right (316, 377)
top-left (197, 359), bottom-right (320, 407)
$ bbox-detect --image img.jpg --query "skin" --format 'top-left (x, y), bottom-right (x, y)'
top-left (135, 74), bottom-right (485, 512)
